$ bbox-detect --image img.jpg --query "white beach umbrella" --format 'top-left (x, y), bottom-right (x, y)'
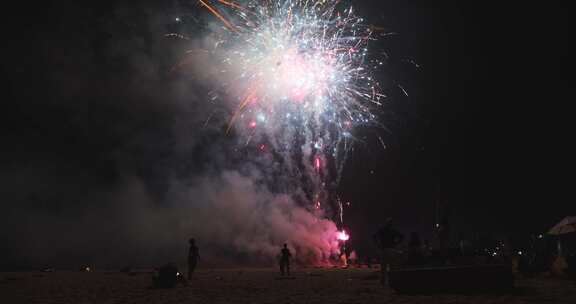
top-left (548, 216), bottom-right (576, 235)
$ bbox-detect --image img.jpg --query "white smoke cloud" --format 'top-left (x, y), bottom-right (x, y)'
top-left (166, 170), bottom-right (341, 264)
top-left (1, 1), bottom-right (348, 269)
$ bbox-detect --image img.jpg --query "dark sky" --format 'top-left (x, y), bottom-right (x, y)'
top-left (2, 0), bottom-right (572, 269)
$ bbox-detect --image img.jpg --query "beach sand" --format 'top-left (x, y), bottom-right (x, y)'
top-left (2, 267), bottom-right (575, 303)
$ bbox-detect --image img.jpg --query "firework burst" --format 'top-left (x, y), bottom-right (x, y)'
top-left (215, 0), bottom-right (384, 131)
top-left (172, 0), bottom-right (389, 259)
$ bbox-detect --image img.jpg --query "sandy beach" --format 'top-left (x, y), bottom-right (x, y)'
top-left (2, 267), bottom-right (575, 304)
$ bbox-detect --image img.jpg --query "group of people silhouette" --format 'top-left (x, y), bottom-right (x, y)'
top-left (180, 218), bottom-right (422, 287)
top-left (186, 238), bottom-right (293, 279)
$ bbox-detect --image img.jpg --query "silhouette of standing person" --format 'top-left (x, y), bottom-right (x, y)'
top-left (373, 218), bottom-right (404, 286)
top-left (279, 243), bottom-right (292, 276)
top-left (188, 238), bottom-right (200, 280)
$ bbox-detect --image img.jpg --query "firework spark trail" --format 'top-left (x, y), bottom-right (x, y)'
top-left (198, 0), bottom-right (239, 32)
top-left (338, 197), bottom-right (344, 224)
top-left (175, 0), bottom-right (388, 262)
top-left (378, 135), bottom-right (387, 150)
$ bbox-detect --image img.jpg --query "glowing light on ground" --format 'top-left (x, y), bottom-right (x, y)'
top-left (337, 230), bottom-right (350, 241)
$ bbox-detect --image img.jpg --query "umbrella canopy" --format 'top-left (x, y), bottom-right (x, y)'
top-left (548, 216), bottom-right (576, 235)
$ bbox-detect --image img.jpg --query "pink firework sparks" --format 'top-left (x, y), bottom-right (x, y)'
top-left (314, 157), bottom-right (321, 171)
top-left (189, 0), bottom-right (384, 136)
top-left (337, 230), bottom-right (350, 241)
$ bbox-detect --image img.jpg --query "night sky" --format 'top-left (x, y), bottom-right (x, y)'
top-left (2, 0), bottom-right (572, 269)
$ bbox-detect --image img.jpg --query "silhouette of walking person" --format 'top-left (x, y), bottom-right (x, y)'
top-left (279, 243), bottom-right (292, 276)
top-left (188, 238), bottom-right (200, 280)
top-left (373, 218), bottom-right (404, 286)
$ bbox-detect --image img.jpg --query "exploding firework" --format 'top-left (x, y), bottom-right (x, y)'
top-left (211, 0), bottom-right (384, 132)
top-left (172, 0), bottom-right (390, 262)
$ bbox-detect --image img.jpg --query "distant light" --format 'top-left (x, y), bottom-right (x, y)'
top-left (175, 17), bottom-right (181, 22)
top-left (518, 251), bottom-right (523, 255)
top-left (85, 266), bottom-right (91, 272)
top-left (492, 252), bottom-right (497, 257)
top-left (538, 234), bottom-right (543, 239)
top-left (177, 272), bottom-right (181, 276)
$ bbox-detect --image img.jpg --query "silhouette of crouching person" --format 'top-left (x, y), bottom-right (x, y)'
top-left (153, 263), bottom-right (179, 288)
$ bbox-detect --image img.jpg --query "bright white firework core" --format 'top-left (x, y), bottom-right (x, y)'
top-left (221, 1), bottom-right (375, 121)
top-left (337, 230), bottom-right (350, 241)
top-left (263, 48), bottom-right (335, 103)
